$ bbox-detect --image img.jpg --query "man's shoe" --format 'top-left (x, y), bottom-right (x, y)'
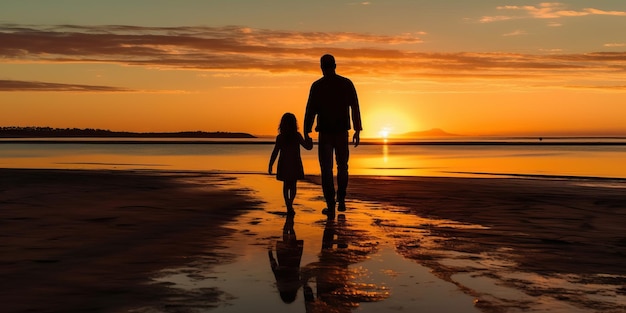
top-left (337, 202), bottom-right (346, 212)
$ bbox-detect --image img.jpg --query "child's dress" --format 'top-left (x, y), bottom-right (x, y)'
top-left (275, 133), bottom-right (313, 181)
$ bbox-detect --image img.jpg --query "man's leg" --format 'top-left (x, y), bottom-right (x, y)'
top-left (335, 132), bottom-right (349, 210)
top-left (318, 132), bottom-right (336, 212)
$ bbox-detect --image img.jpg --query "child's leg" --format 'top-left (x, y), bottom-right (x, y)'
top-left (282, 181), bottom-right (291, 210)
top-left (288, 180), bottom-right (297, 205)
top-left (284, 180), bottom-right (297, 213)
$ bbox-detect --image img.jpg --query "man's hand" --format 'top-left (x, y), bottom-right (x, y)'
top-left (352, 130), bottom-right (361, 147)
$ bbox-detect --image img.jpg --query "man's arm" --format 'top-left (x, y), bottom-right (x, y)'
top-left (349, 81), bottom-right (362, 147)
top-left (352, 130), bottom-right (360, 147)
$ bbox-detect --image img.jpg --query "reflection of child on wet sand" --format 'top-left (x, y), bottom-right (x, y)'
top-left (268, 215), bottom-right (304, 303)
top-left (268, 112), bottom-right (313, 215)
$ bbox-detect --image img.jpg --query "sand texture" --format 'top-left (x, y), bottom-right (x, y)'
top-left (1, 169), bottom-right (625, 312)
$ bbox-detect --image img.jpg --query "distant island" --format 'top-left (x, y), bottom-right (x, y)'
top-left (0, 127), bottom-right (256, 139)
top-left (401, 128), bottom-right (460, 137)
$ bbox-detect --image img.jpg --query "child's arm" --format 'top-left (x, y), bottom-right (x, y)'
top-left (268, 139), bottom-right (280, 174)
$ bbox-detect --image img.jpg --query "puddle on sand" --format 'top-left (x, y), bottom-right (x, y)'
top-left (146, 174), bottom-right (626, 313)
top-left (147, 174), bottom-right (481, 313)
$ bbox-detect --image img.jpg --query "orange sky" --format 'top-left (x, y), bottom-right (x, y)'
top-left (1, 1), bottom-right (626, 138)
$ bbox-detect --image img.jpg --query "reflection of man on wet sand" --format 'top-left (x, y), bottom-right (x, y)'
top-left (268, 215), bottom-right (304, 303)
top-left (300, 215), bottom-right (388, 312)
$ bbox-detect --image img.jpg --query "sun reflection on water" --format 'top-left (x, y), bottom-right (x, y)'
top-left (381, 143), bottom-right (388, 164)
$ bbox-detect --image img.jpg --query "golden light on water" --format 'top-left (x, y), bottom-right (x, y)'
top-left (382, 143), bottom-right (389, 163)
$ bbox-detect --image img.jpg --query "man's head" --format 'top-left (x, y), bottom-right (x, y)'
top-left (320, 54), bottom-right (336, 75)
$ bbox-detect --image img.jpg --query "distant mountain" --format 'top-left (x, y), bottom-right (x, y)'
top-left (0, 127), bottom-right (256, 138)
top-left (402, 128), bottom-right (460, 137)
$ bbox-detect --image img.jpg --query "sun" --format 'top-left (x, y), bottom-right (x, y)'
top-left (378, 127), bottom-right (391, 139)
top-left (364, 106), bottom-right (418, 139)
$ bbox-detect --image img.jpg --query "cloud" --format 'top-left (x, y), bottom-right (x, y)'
top-left (502, 30), bottom-right (527, 37)
top-left (480, 2), bottom-right (626, 23)
top-left (479, 15), bottom-right (514, 23)
top-left (538, 48), bottom-right (563, 53)
top-left (1, 24), bottom-right (625, 90)
top-left (0, 24), bottom-right (423, 72)
top-left (567, 85), bottom-right (626, 91)
top-left (605, 43), bottom-right (626, 47)
top-left (0, 79), bottom-right (132, 92)
top-left (584, 8), bottom-right (626, 16)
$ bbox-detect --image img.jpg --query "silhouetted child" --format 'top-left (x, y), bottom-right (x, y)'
top-left (269, 113), bottom-right (313, 215)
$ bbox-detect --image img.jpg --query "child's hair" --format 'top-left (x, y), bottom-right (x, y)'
top-left (279, 113), bottom-right (298, 135)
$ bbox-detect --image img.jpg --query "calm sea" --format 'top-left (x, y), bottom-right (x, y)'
top-left (1, 137), bottom-right (626, 180)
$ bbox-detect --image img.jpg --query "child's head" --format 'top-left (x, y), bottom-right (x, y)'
top-left (279, 113), bottom-right (298, 134)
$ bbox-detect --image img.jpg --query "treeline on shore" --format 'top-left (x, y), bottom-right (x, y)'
top-left (0, 127), bottom-right (256, 138)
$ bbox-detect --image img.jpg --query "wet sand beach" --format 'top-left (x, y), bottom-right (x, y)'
top-left (1, 169), bottom-right (625, 312)
top-left (325, 175), bottom-right (626, 312)
top-left (0, 169), bottom-right (262, 312)
top-left (331, 175), bottom-right (626, 276)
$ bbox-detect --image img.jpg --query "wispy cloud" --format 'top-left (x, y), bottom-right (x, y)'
top-left (0, 79), bottom-right (132, 92)
top-left (480, 2), bottom-right (626, 23)
top-left (0, 24), bottom-right (423, 72)
top-left (567, 85), bottom-right (626, 91)
top-left (538, 48), bottom-right (563, 53)
top-left (1, 24), bottom-right (625, 90)
top-left (502, 30), bottom-right (527, 37)
top-left (479, 15), bottom-right (514, 23)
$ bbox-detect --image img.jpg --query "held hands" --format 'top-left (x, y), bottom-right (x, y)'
top-left (303, 132), bottom-right (314, 150)
top-left (352, 130), bottom-right (361, 147)
top-left (304, 136), bottom-right (313, 147)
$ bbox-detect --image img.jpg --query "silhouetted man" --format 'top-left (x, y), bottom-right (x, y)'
top-left (304, 54), bottom-right (362, 217)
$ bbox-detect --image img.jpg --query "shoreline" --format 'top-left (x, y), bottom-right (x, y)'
top-left (2, 139), bottom-right (626, 146)
top-left (444, 171), bottom-right (626, 183)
